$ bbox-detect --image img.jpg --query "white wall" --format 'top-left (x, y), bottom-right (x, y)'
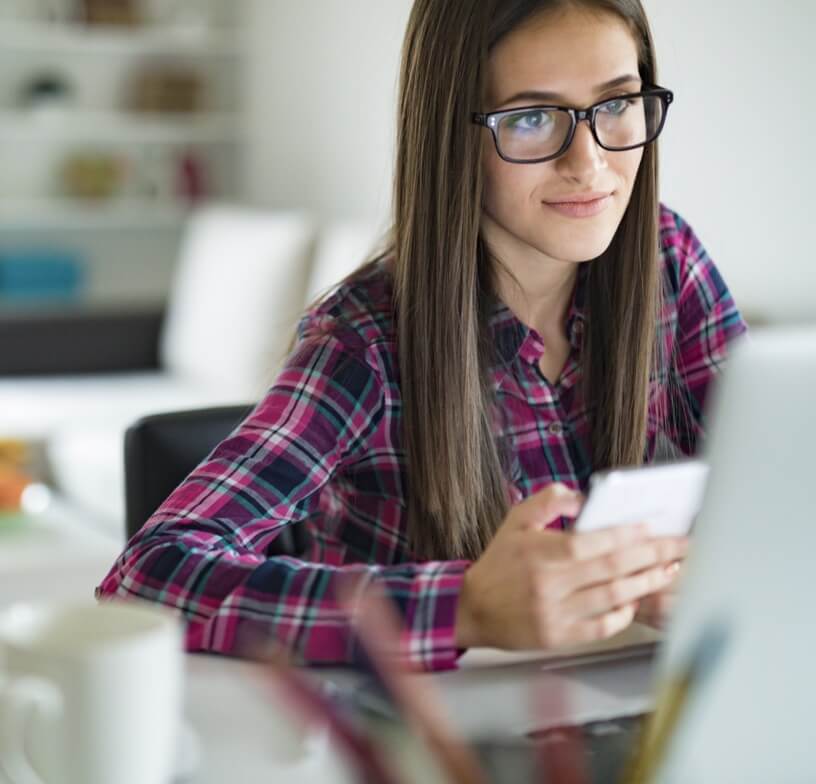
top-left (647, 0), bottom-right (815, 323)
top-left (243, 0), bottom-right (412, 230)
top-left (244, 1), bottom-right (815, 323)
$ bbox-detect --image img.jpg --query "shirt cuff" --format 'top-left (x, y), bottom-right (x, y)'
top-left (400, 560), bottom-right (471, 671)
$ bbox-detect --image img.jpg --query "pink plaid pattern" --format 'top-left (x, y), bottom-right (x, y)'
top-left (97, 205), bottom-right (746, 670)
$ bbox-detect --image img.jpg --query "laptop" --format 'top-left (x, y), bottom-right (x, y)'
top-left (649, 327), bottom-right (816, 782)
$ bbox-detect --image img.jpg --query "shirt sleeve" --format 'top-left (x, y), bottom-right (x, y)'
top-left (662, 216), bottom-right (748, 455)
top-left (96, 321), bottom-right (470, 671)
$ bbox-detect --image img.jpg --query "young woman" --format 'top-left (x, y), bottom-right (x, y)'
top-left (98, 0), bottom-right (746, 670)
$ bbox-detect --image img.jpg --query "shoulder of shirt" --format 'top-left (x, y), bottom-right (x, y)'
top-left (295, 260), bottom-right (396, 373)
top-left (658, 202), bottom-right (715, 300)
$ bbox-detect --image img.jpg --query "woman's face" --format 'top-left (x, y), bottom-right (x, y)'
top-left (482, 7), bottom-right (645, 264)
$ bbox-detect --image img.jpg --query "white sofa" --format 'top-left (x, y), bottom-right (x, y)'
top-left (0, 205), bottom-right (381, 533)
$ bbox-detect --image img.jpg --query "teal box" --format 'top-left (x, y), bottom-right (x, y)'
top-left (0, 249), bottom-right (85, 301)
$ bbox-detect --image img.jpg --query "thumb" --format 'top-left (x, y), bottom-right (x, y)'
top-left (516, 483), bottom-right (585, 530)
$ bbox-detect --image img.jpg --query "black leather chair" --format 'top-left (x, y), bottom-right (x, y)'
top-left (123, 405), bottom-right (307, 556)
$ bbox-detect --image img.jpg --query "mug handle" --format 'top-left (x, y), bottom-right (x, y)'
top-left (0, 676), bottom-right (62, 784)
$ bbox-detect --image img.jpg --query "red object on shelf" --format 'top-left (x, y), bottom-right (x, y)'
top-left (176, 151), bottom-right (208, 204)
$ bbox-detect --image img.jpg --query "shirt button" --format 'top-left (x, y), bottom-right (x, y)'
top-left (548, 421), bottom-right (565, 437)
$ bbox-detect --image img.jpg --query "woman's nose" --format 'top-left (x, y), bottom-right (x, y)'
top-left (556, 119), bottom-right (607, 181)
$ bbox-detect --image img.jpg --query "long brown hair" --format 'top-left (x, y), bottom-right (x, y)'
top-left (337, 0), bottom-right (663, 560)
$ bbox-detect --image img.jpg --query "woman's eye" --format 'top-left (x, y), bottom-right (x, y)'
top-left (505, 110), bottom-right (553, 132)
top-left (600, 98), bottom-right (634, 116)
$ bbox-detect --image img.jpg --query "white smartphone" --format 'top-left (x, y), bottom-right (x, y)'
top-left (573, 459), bottom-right (710, 537)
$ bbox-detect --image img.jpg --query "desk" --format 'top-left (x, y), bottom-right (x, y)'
top-left (181, 633), bottom-right (658, 784)
top-left (0, 498), bottom-right (121, 610)
top-left (1, 503), bottom-right (658, 783)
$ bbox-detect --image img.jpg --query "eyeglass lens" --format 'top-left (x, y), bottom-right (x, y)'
top-left (496, 95), bottom-right (665, 161)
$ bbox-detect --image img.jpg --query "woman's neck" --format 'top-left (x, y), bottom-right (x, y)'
top-left (486, 224), bottom-right (580, 338)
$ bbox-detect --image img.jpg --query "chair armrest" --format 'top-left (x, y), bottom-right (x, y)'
top-left (0, 306), bottom-right (164, 376)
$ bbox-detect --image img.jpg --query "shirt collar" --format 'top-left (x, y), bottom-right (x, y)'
top-left (488, 262), bottom-right (588, 367)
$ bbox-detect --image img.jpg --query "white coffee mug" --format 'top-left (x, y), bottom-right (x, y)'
top-left (0, 599), bottom-right (184, 784)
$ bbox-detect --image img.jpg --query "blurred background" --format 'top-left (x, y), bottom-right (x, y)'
top-left (0, 0), bottom-right (813, 539)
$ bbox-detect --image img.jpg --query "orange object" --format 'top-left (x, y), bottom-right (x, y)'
top-left (0, 467), bottom-right (29, 511)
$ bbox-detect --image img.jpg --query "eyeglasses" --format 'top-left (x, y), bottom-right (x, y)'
top-left (472, 86), bottom-right (674, 164)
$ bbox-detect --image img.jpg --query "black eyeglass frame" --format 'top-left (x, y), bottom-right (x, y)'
top-left (472, 86), bottom-right (674, 164)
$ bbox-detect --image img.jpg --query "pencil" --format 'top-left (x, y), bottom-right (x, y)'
top-left (620, 621), bottom-right (730, 784)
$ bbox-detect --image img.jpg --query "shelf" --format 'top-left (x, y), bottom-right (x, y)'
top-left (0, 110), bottom-right (243, 144)
top-left (0, 10), bottom-right (243, 251)
top-left (0, 199), bottom-right (190, 230)
top-left (0, 21), bottom-right (242, 57)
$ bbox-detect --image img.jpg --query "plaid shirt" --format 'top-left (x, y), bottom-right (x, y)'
top-left (97, 205), bottom-right (747, 670)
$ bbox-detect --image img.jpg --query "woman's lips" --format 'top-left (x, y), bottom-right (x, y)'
top-left (543, 193), bottom-right (613, 218)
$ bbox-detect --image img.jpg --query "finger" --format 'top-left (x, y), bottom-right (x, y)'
top-left (654, 560), bottom-right (685, 600)
top-left (649, 537), bottom-right (690, 566)
top-left (560, 565), bottom-right (675, 623)
top-left (664, 560), bottom-right (683, 584)
top-left (561, 603), bottom-right (638, 646)
top-left (515, 484), bottom-right (585, 531)
top-left (558, 523), bottom-right (652, 562)
top-left (556, 537), bottom-right (690, 595)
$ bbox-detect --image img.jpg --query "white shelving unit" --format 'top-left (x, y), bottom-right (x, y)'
top-left (0, 110), bottom-right (242, 145)
top-left (0, 20), bottom-right (241, 56)
top-left (0, 198), bottom-right (190, 230)
top-left (0, 0), bottom-right (246, 308)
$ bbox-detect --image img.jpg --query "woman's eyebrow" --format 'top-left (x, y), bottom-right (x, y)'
top-left (496, 73), bottom-right (642, 108)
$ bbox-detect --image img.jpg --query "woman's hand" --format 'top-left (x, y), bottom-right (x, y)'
top-left (454, 483), bottom-right (688, 650)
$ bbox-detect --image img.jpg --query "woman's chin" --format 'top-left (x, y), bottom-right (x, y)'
top-left (533, 235), bottom-right (616, 264)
